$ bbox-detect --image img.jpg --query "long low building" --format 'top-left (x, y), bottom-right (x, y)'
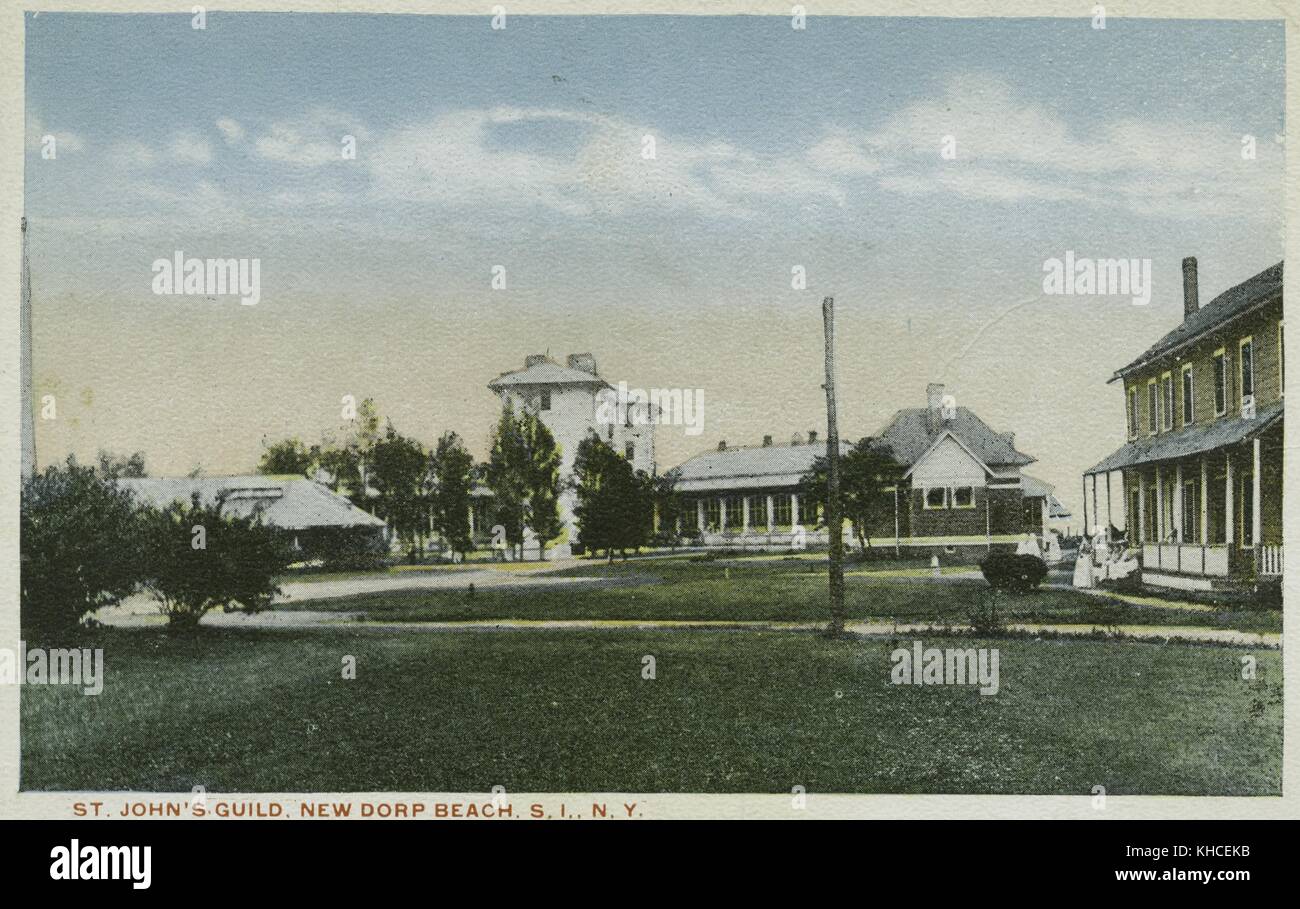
top-left (118, 475), bottom-right (387, 555)
top-left (670, 384), bottom-right (1066, 554)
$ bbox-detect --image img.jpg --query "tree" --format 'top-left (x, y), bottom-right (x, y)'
top-left (651, 469), bottom-right (683, 548)
top-left (20, 458), bottom-right (147, 637)
top-left (430, 431), bottom-right (475, 561)
top-left (141, 492), bottom-right (292, 631)
top-left (485, 401), bottom-right (529, 560)
top-left (257, 438), bottom-right (318, 477)
top-left (318, 397), bottom-right (382, 505)
top-left (801, 437), bottom-right (907, 553)
top-left (520, 410), bottom-right (563, 559)
top-left (572, 433), bottom-right (656, 560)
top-left (368, 422), bottom-right (430, 553)
top-left (96, 449), bottom-right (147, 479)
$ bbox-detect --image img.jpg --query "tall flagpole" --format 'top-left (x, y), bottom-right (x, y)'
top-left (822, 296), bottom-right (845, 636)
top-left (20, 216), bottom-right (36, 480)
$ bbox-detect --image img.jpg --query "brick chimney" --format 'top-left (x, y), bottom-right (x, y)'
top-left (1182, 257), bottom-right (1199, 320)
top-left (566, 353), bottom-right (597, 375)
top-left (791, 432), bottom-right (804, 446)
top-left (926, 382), bottom-right (945, 432)
top-left (525, 353), bottom-right (549, 368)
top-left (762, 434), bottom-right (773, 447)
top-left (807, 430), bottom-right (819, 445)
top-left (717, 440), bottom-right (727, 451)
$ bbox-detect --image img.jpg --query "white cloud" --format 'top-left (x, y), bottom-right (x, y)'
top-left (25, 111), bottom-right (85, 155)
top-left (108, 140), bottom-right (157, 169)
top-left (215, 117), bottom-right (245, 144)
top-left (253, 107), bottom-right (370, 167)
top-left (170, 132), bottom-right (213, 165)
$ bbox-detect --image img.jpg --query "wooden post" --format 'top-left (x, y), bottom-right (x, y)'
top-left (1081, 476), bottom-right (1090, 537)
top-left (822, 296), bottom-right (846, 636)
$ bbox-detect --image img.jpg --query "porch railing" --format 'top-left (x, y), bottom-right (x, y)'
top-left (1257, 544), bottom-right (1284, 576)
top-left (1141, 542), bottom-right (1230, 577)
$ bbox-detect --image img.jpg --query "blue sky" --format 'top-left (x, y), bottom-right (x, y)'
top-left (24, 12), bottom-right (1286, 517)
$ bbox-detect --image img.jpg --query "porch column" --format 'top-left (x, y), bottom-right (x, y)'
top-left (719, 496), bottom-right (727, 532)
top-left (1155, 465), bottom-right (1164, 541)
top-left (1137, 472), bottom-right (1146, 543)
top-left (766, 494), bottom-right (775, 533)
top-left (1252, 438), bottom-right (1262, 547)
top-left (696, 498), bottom-right (705, 532)
top-left (1105, 472), bottom-right (1112, 533)
top-left (791, 493), bottom-right (800, 529)
top-left (1173, 463), bottom-right (1183, 542)
top-left (1082, 477), bottom-right (1090, 537)
top-left (1199, 457), bottom-right (1208, 543)
top-left (742, 495), bottom-right (750, 533)
top-left (1225, 451), bottom-right (1234, 545)
top-left (468, 504), bottom-right (475, 536)
top-left (1091, 474), bottom-right (1099, 537)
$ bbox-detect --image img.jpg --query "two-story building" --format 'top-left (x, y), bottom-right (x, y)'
top-left (1083, 258), bottom-right (1283, 590)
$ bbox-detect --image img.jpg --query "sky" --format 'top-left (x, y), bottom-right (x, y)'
top-left (24, 12), bottom-right (1286, 520)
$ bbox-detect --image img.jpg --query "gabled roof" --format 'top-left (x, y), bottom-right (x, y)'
top-left (118, 476), bottom-right (386, 531)
top-left (875, 407), bottom-right (1035, 468)
top-left (1084, 398), bottom-right (1283, 475)
top-left (901, 429), bottom-right (991, 479)
top-left (673, 442), bottom-right (850, 493)
top-left (1020, 474), bottom-right (1072, 518)
top-left (488, 359), bottom-right (611, 390)
top-left (1113, 262), bottom-right (1282, 381)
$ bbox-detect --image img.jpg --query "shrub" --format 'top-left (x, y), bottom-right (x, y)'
top-left (141, 493), bottom-right (294, 630)
top-left (20, 459), bottom-right (147, 638)
top-left (301, 527), bottom-right (388, 572)
top-left (980, 551), bottom-right (1047, 592)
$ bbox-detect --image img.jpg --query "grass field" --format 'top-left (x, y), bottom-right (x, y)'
top-left (279, 557), bottom-right (1283, 634)
top-left (22, 624), bottom-right (1281, 794)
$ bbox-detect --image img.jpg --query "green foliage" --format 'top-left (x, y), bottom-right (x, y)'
top-left (801, 437), bottom-right (907, 548)
top-left (257, 438), bottom-right (318, 477)
top-left (95, 449), bottom-right (148, 480)
top-left (141, 493), bottom-right (293, 630)
top-left (572, 433), bottom-right (656, 558)
top-left (485, 401), bottom-right (530, 556)
top-left (430, 431), bottom-right (476, 558)
top-left (369, 422), bottom-right (430, 548)
top-left (20, 458), bottom-right (147, 637)
top-left (979, 552), bottom-right (1047, 592)
top-left (520, 411), bottom-right (563, 554)
top-left (300, 527), bottom-right (388, 572)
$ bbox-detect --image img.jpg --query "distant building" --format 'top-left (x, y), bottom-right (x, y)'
top-left (671, 384), bottom-right (1059, 554)
top-left (487, 353), bottom-right (656, 555)
top-left (1084, 258), bottom-right (1283, 590)
top-left (118, 475), bottom-right (386, 555)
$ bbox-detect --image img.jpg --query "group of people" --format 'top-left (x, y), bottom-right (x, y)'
top-left (1071, 530), bottom-right (1139, 588)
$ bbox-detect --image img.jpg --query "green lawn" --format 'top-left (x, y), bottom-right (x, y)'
top-left (280, 557), bottom-right (1283, 634)
top-left (22, 626), bottom-right (1281, 794)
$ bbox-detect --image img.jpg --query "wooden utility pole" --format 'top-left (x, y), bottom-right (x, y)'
top-left (822, 296), bottom-right (846, 636)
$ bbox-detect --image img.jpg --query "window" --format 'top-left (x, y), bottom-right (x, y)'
top-left (924, 487), bottom-right (947, 509)
top-left (624, 442), bottom-right (635, 461)
top-left (1239, 337), bottom-right (1254, 402)
top-left (704, 499), bottom-right (721, 531)
top-left (772, 496), bottom-right (792, 527)
top-left (1127, 386), bottom-right (1139, 438)
top-left (952, 486), bottom-right (975, 509)
top-left (539, 389), bottom-right (551, 411)
top-left (1181, 363), bottom-right (1194, 426)
top-left (1147, 380), bottom-right (1158, 434)
top-left (1161, 372), bottom-right (1173, 431)
top-left (1213, 349), bottom-right (1227, 416)
top-left (724, 496), bottom-right (743, 529)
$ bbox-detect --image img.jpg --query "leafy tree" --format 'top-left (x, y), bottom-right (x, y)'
top-left (95, 449), bottom-right (147, 480)
top-left (369, 422), bottom-right (431, 552)
top-left (801, 438), bottom-right (907, 552)
top-left (485, 401), bottom-right (529, 559)
top-left (318, 397), bottom-right (382, 505)
top-left (257, 438), bottom-right (318, 477)
top-left (651, 469), bottom-right (683, 548)
top-left (572, 433), bottom-right (656, 560)
top-left (141, 493), bottom-right (292, 631)
top-left (520, 410), bottom-right (563, 559)
top-left (430, 431), bottom-right (475, 561)
top-left (20, 458), bottom-right (147, 637)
